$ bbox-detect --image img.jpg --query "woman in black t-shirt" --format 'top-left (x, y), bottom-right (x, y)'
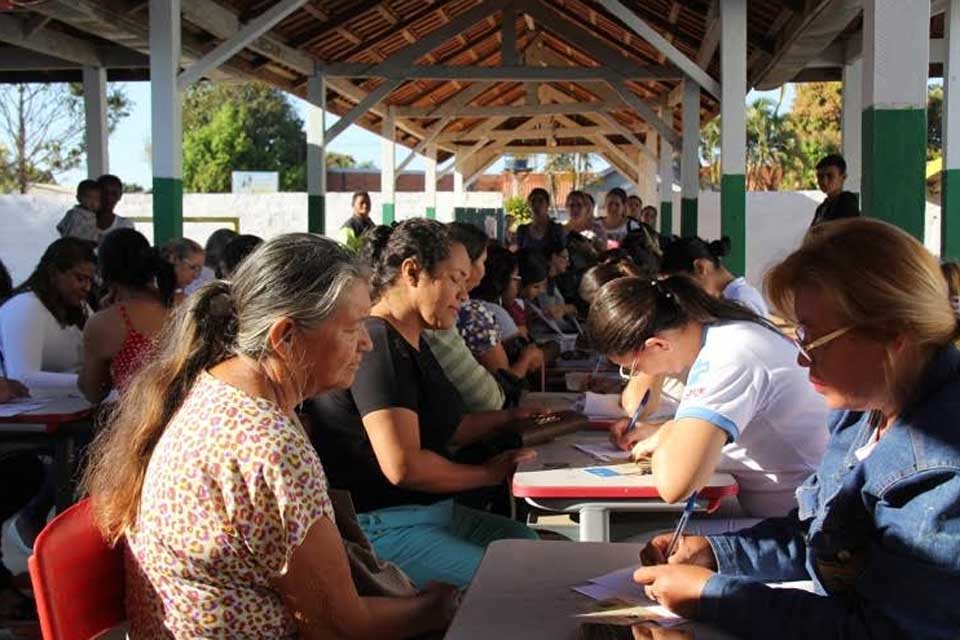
top-left (304, 219), bottom-right (537, 588)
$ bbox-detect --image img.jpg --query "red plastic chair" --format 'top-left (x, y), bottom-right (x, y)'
top-left (27, 499), bottom-right (126, 640)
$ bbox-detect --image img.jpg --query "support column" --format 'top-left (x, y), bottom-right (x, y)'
top-left (307, 73), bottom-right (326, 235)
top-left (720, 0), bottom-right (747, 276)
top-left (841, 59), bottom-right (863, 199)
top-left (425, 144), bottom-right (437, 219)
top-left (150, 0), bottom-right (183, 245)
top-left (453, 155), bottom-right (465, 208)
top-left (862, 0), bottom-right (929, 240)
top-left (381, 110), bottom-right (396, 224)
top-left (660, 104), bottom-right (674, 234)
top-left (82, 66), bottom-right (109, 179)
top-left (681, 78), bottom-right (700, 237)
top-left (943, 0), bottom-right (960, 258)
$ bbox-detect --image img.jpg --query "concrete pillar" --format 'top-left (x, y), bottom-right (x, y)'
top-left (149, 0), bottom-right (183, 244)
top-left (425, 143), bottom-right (437, 219)
top-left (660, 105), bottom-right (674, 234)
top-left (681, 78), bottom-right (700, 237)
top-left (862, 0), bottom-right (929, 241)
top-left (307, 73), bottom-right (326, 235)
top-left (381, 110), bottom-right (396, 224)
top-left (720, 0), bottom-right (747, 276)
top-left (841, 59), bottom-right (863, 198)
top-left (82, 66), bottom-right (109, 179)
top-left (944, 0), bottom-right (960, 257)
top-left (453, 155), bottom-right (465, 208)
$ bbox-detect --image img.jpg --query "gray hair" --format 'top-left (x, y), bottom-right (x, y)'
top-left (227, 232), bottom-right (366, 357)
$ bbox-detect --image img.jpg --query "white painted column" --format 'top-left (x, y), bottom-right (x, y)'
top-left (453, 154), bottom-right (465, 209)
top-left (681, 78), bottom-right (700, 237)
top-left (862, 0), bottom-right (929, 241)
top-left (841, 59), bottom-right (862, 196)
top-left (307, 72), bottom-right (327, 234)
top-left (82, 66), bottom-right (109, 179)
top-left (381, 110), bottom-right (396, 224)
top-left (149, 0), bottom-right (183, 244)
top-left (659, 104), bottom-right (674, 234)
top-left (944, 0), bottom-right (960, 257)
top-left (720, 0), bottom-right (747, 275)
top-left (425, 143), bottom-right (437, 219)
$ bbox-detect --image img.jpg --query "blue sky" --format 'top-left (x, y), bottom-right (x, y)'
top-left (58, 83), bottom-right (795, 190)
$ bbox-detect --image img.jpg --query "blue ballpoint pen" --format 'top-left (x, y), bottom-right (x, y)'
top-left (665, 492), bottom-right (699, 559)
top-left (623, 389), bottom-right (651, 434)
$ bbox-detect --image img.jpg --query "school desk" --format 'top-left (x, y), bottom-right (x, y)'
top-left (512, 432), bottom-right (739, 542)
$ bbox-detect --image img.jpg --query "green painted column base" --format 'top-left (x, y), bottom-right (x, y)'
top-left (862, 107), bottom-right (926, 241)
top-left (660, 201), bottom-right (673, 236)
top-left (426, 206), bottom-right (436, 220)
top-left (942, 169), bottom-right (960, 260)
top-left (308, 194), bottom-right (325, 235)
top-left (152, 177), bottom-right (183, 246)
top-left (721, 174), bottom-right (746, 277)
top-left (680, 198), bottom-right (698, 237)
top-left (382, 202), bottom-right (395, 225)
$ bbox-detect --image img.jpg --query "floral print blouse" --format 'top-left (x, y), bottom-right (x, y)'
top-left (125, 371), bottom-right (334, 639)
top-left (457, 299), bottom-right (501, 358)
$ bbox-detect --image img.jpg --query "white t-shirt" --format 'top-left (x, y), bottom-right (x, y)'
top-left (675, 321), bottom-right (829, 518)
top-left (0, 292), bottom-right (83, 389)
top-left (723, 277), bottom-right (769, 316)
top-left (185, 265), bottom-right (216, 295)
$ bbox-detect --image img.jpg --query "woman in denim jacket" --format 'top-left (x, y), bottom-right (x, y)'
top-left (635, 218), bottom-right (960, 639)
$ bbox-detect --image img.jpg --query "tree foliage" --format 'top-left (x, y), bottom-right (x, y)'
top-left (182, 82), bottom-right (306, 192)
top-left (0, 83), bottom-right (130, 193)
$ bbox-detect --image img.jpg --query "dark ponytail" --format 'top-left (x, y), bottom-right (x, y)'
top-left (99, 228), bottom-right (177, 307)
top-left (660, 236), bottom-right (731, 275)
top-left (360, 218), bottom-right (452, 300)
top-left (587, 275), bottom-right (778, 356)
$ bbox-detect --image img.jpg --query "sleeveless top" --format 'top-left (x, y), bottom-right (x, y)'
top-left (109, 304), bottom-right (157, 392)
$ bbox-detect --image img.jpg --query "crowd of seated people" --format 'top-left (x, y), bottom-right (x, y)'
top-left (2, 163), bottom-right (959, 640)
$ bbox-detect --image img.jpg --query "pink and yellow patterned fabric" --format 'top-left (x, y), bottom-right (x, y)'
top-left (125, 371), bottom-right (334, 638)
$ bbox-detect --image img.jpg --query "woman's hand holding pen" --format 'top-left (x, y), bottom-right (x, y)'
top-left (640, 534), bottom-right (717, 569)
top-left (634, 534), bottom-right (718, 619)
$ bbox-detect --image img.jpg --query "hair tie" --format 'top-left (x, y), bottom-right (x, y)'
top-left (651, 279), bottom-right (673, 299)
top-left (951, 295), bottom-right (960, 318)
top-left (208, 288), bottom-right (236, 320)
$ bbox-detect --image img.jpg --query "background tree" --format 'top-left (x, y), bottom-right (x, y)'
top-left (700, 118), bottom-right (721, 189)
top-left (0, 83), bottom-right (130, 193)
top-left (543, 152), bottom-right (597, 210)
top-left (182, 82), bottom-right (306, 192)
top-left (928, 85), bottom-right (943, 160)
top-left (745, 96), bottom-right (791, 190)
top-left (781, 82), bottom-right (841, 189)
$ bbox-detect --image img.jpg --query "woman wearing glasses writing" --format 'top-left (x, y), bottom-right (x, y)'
top-left (588, 273), bottom-right (829, 522)
top-left (633, 218), bottom-right (960, 639)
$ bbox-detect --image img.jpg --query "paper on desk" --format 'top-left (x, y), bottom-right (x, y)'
top-left (573, 566), bottom-right (685, 627)
top-left (0, 397), bottom-right (50, 417)
top-left (582, 392), bottom-right (627, 419)
top-left (573, 442), bottom-right (632, 463)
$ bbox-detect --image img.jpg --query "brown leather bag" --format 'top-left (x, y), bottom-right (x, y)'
top-left (503, 410), bottom-right (592, 447)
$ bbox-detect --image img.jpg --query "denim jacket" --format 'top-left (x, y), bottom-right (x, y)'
top-left (698, 345), bottom-right (960, 640)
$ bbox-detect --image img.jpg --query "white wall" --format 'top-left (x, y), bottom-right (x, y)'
top-left (0, 190), bottom-right (942, 290)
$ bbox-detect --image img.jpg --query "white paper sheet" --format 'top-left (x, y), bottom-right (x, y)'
top-left (572, 442), bottom-right (632, 463)
top-left (572, 566), bottom-right (684, 626)
top-left (582, 392), bottom-right (627, 419)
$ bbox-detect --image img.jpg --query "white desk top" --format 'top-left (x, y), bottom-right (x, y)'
top-left (445, 539), bottom-right (739, 640)
top-left (513, 433), bottom-right (738, 503)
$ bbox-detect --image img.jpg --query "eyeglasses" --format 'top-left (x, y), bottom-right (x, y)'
top-left (618, 354), bottom-right (642, 380)
top-left (794, 325), bottom-right (852, 364)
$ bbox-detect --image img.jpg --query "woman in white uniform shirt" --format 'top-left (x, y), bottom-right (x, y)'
top-left (661, 236), bottom-right (768, 316)
top-left (589, 275), bottom-right (828, 519)
top-left (0, 238), bottom-right (96, 389)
